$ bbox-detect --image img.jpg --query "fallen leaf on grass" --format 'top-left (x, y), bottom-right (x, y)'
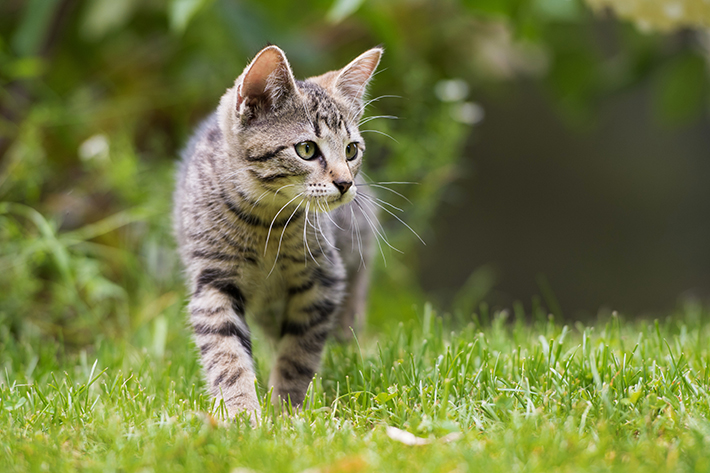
top-left (386, 426), bottom-right (431, 445)
top-left (386, 426), bottom-right (464, 446)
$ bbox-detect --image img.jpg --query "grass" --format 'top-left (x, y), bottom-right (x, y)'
top-left (2, 299), bottom-right (710, 472)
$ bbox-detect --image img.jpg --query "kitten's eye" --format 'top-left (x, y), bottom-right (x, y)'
top-left (295, 141), bottom-right (318, 160)
top-left (345, 142), bottom-right (358, 161)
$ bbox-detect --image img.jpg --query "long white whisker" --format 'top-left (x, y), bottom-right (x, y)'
top-left (264, 192), bottom-right (304, 255)
top-left (315, 200), bottom-right (336, 249)
top-left (311, 213), bottom-right (333, 265)
top-left (359, 194), bottom-right (426, 245)
top-left (359, 129), bottom-right (399, 143)
top-left (301, 98), bottom-right (317, 134)
top-left (351, 204), bottom-right (365, 269)
top-left (267, 199), bottom-right (304, 277)
top-left (358, 172), bottom-right (418, 186)
top-left (273, 183), bottom-right (297, 198)
top-left (354, 199), bottom-right (388, 265)
top-left (355, 197), bottom-right (401, 254)
top-left (359, 192), bottom-right (403, 212)
top-left (303, 202), bottom-right (319, 266)
top-left (359, 115), bottom-right (399, 125)
top-left (302, 201), bottom-right (310, 266)
top-left (250, 190), bottom-right (271, 211)
top-left (358, 95), bottom-right (402, 116)
top-left (322, 199), bottom-right (345, 230)
top-left (361, 184), bottom-right (412, 203)
top-left (349, 204), bottom-right (356, 253)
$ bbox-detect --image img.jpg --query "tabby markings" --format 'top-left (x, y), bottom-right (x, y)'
top-left (245, 145), bottom-right (287, 162)
top-left (194, 321), bottom-right (253, 357)
top-left (194, 268), bottom-right (246, 315)
top-left (280, 299), bottom-right (337, 337)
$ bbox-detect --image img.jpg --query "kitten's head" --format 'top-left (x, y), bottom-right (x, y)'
top-left (217, 45), bottom-right (382, 212)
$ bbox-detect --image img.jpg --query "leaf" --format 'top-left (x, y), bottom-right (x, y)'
top-left (80, 0), bottom-right (139, 41)
top-left (452, 265), bottom-right (499, 319)
top-left (374, 391), bottom-right (396, 404)
top-left (386, 426), bottom-right (430, 446)
top-left (652, 53), bottom-right (707, 126)
top-left (327, 0), bottom-right (365, 23)
top-left (534, 0), bottom-right (583, 21)
top-left (11, 0), bottom-right (61, 56)
top-left (169, 0), bottom-right (210, 33)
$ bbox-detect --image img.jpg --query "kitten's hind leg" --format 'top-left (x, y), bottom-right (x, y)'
top-left (189, 274), bottom-right (260, 424)
top-left (334, 257), bottom-right (371, 339)
top-left (268, 332), bottom-right (328, 409)
top-left (270, 274), bottom-right (344, 408)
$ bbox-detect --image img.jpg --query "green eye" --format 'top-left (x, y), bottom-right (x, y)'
top-left (295, 141), bottom-right (317, 160)
top-left (345, 142), bottom-right (358, 161)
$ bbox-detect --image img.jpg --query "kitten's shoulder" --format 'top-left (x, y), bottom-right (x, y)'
top-left (180, 112), bottom-right (222, 164)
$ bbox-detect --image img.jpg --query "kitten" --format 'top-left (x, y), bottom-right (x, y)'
top-left (173, 45), bottom-right (380, 421)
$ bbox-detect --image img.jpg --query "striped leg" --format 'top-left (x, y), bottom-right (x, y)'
top-left (270, 291), bottom-right (342, 408)
top-left (189, 270), bottom-right (259, 421)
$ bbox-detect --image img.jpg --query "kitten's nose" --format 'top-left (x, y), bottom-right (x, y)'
top-left (333, 179), bottom-right (353, 195)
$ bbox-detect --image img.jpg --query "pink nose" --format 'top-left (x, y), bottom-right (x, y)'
top-left (333, 179), bottom-right (353, 195)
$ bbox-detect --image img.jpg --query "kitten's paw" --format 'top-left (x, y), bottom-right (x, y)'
top-left (225, 397), bottom-right (261, 427)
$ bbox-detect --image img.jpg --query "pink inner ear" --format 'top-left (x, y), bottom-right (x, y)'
top-left (238, 47), bottom-right (292, 108)
top-left (242, 57), bottom-right (277, 98)
top-left (336, 49), bottom-right (382, 104)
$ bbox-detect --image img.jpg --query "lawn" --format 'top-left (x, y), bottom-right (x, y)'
top-left (2, 300), bottom-right (709, 472)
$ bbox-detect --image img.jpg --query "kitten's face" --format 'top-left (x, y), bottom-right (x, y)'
top-left (218, 46), bottom-right (381, 213)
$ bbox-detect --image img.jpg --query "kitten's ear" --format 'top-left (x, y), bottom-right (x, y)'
top-left (236, 45), bottom-right (297, 112)
top-left (334, 48), bottom-right (382, 108)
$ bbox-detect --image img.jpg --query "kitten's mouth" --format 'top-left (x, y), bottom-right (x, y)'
top-left (307, 192), bottom-right (354, 212)
top-left (330, 187), bottom-right (356, 205)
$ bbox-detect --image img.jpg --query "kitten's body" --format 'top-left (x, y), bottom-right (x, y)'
top-left (173, 46), bottom-right (380, 419)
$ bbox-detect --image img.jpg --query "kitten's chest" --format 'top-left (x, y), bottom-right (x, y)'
top-left (242, 262), bottom-right (293, 336)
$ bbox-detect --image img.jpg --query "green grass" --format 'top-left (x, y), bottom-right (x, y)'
top-left (2, 301), bottom-right (710, 472)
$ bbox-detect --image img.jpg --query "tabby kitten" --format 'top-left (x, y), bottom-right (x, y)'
top-left (173, 45), bottom-right (381, 420)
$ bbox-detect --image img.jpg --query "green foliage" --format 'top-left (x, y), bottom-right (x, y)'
top-left (2, 0), bottom-right (709, 341)
top-left (652, 52), bottom-right (709, 126)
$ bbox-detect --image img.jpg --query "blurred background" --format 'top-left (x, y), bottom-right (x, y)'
top-left (1, 0), bottom-right (709, 347)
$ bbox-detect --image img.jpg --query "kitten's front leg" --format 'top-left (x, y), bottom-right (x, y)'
top-left (189, 270), bottom-right (259, 422)
top-left (269, 269), bottom-right (345, 408)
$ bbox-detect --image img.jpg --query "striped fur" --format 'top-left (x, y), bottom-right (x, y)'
top-left (173, 46), bottom-right (381, 421)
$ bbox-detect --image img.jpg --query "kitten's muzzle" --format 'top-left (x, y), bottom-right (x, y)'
top-left (333, 179), bottom-right (353, 195)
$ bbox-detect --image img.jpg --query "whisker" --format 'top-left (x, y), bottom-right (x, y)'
top-left (303, 202), bottom-right (319, 266)
top-left (357, 172), bottom-right (415, 203)
top-left (311, 212), bottom-right (333, 265)
top-left (323, 199), bottom-right (345, 230)
top-left (359, 129), bottom-right (399, 143)
top-left (355, 197), bottom-right (401, 254)
top-left (346, 94), bottom-right (401, 129)
top-left (358, 181), bottom-right (419, 186)
top-left (251, 190), bottom-right (271, 210)
top-left (315, 200), bottom-right (336, 249)
top-left (359, 194), bottom-right (426, 246)
top-left (358, 192), bottom-right (403, 213)
top-left (267, 199), bottom-right (304, 277)
top-left (264, 192), bottom-right (303, 255)
top-left (351, 204), bottom-right (365, 269)
top-left (354, 199), bottom-right (388, 265)
top-left (301, 99), bottom-right (316, 135)
top-left (359, 95), bottom-right (402, 115)
top-left (359, 115), bottom-right (399, 125)
top-left (359, 184), bottom-right (412, 204)
top-left (273, 183), bottom-right (297, 197)
top-left (349, 204), bottom-right (356, 253)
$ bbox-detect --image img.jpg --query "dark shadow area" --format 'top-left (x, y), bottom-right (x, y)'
top-left (420, 81), bottom-right (710, 317)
